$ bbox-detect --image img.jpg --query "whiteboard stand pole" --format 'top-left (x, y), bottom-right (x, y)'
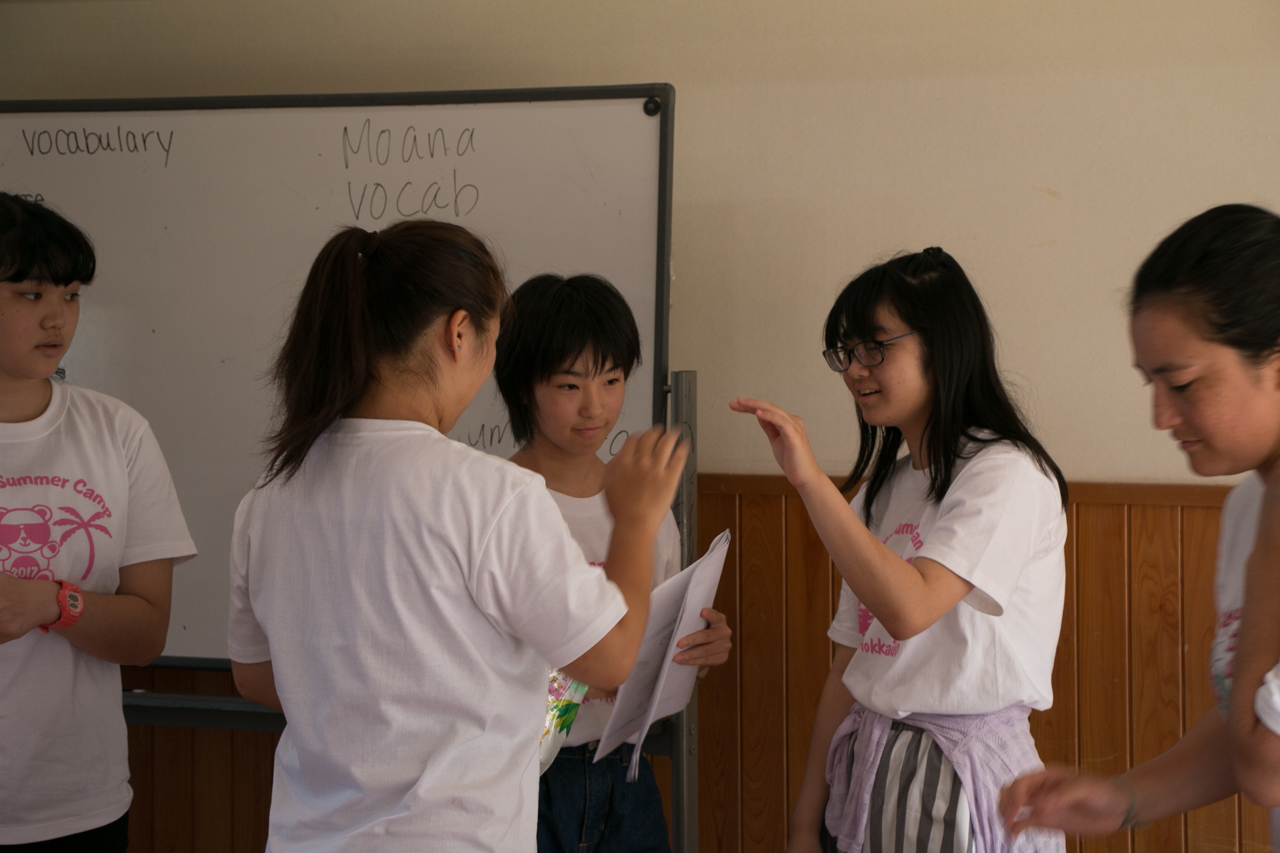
top-left (669, 370), bottom-right (698, 853)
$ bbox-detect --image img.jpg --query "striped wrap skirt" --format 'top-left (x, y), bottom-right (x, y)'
top-left (824, 720), bottom-right (974, 853)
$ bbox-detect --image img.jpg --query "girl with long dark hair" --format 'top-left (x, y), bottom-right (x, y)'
top-left (1001, 204), bottom-right (1280, 850)
top-left (733, 248), bottom-right (1068, 853)
top-left (226, 220), bottom-right (687, 852)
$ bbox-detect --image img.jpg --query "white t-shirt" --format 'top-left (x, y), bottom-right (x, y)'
top-left (1208, 473), bottom-right (1280, 848)
top-left (0, 380), bottom-right (196, 845)
top-left (226, 419), bottom-right (628, 853)
top-left (546, 489), bottom-right (681, 747)
top-left (827, 441), bottom-right (1066, 718)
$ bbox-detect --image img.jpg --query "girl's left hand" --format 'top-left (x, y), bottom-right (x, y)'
top-left (729, 397), bottom-right (825, 490)
top-left (673, 608), bottom-right (732, 667)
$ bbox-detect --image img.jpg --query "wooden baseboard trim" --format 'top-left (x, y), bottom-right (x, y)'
top-left (697, 473), bottom-right (1231, 507)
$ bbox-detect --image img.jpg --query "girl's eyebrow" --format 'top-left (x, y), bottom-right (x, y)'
top-left (552, 364), bottom-right (621, 379)
top-left (1136, 362), bottom-right (1194, 376)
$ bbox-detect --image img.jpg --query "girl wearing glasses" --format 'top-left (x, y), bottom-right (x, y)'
top-left (733, 248), bottom-right (1068, 853)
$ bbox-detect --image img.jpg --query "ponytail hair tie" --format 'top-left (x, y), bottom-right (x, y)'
top-left (362, 229), bottom-right (381, 257)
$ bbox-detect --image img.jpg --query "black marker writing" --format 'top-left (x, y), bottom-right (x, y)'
top-left (349, 171), bottom-right (478, 220)
top-left (465, 422), bottom-right (510, 451)
top-left (608, 430), bottom-right (630, 457)
top-left (19, 126), bottom-right (175, 167)
top-left (343, 119), bottom-right (476, 169)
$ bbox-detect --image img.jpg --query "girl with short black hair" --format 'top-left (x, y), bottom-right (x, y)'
top-left (495, 273), bottom-right (731, 853)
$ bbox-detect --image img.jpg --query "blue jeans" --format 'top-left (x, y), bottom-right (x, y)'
top-left (538, 742), bottom-right (671, 853)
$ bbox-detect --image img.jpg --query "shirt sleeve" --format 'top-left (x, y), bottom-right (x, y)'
top-left (1255, 665), bottom-right (1280, 737)
top-left (828, 579), bottom-right (863, 648)
top-left (470, 481), bottom-right (628, 669)
top-left (915, 447), bottom-right (1064, 616)
top-left (226, 491), bottom-right (271, 664)
top-left (120, 421), bottom-right (197, 568)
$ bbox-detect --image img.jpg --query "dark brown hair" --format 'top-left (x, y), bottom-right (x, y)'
top-left (265, 219), bottom-right (507, 483)
top-left (1131, 204), bottom-right (1280, 364)
top-left (0, 192), bottom-right (96, 285)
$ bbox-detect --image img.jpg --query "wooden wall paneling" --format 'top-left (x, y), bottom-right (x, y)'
top-left (784, 495), bottom-right (834, 820)
top-left (1076, 503), bottom-right (1132, 853)
top-left (231, 730), bottom-right (277, 852)
top-left (698, 491), bottom-right (742, 853)
top-left (192, 727), bottom-right (234, 853)
top-left (189, 670), bottom-right (237, 852)
top-left (1182, 506), bottom-right (1240, 850)
top-left (738, 493), bottom-right (788, 853)
top-left (149, 669), bottom-right (196, 852)
top-left (1129, 506), bottom-right (1184, 853)
top-left (122, 667), bottom-right (155, 853)
top-left (126, 724), bottom-right (155, 853)
top-left (1240, 800), bottom-right (1272, 853)
top-left (1031, 503), bottom-right (1079, 773)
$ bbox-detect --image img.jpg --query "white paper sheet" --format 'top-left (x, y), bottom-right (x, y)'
top-left (595, 530), bottom-right (731, 779)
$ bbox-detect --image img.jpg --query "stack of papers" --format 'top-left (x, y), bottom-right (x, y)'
top-left (595, 530), bottom-right (731, 780)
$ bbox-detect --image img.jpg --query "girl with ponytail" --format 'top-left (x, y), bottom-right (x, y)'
top-left (226, 220), bottom-right (687, 853)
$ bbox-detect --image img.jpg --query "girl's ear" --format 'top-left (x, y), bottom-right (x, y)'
top-left (442, 309), bottom-right (474, 362)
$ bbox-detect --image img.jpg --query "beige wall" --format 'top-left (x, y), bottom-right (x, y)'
top-left (5, 1), bottom-right (1279, 482)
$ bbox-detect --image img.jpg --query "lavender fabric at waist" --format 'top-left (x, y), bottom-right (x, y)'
top-left (825, 703), bottom-right (1064, 853)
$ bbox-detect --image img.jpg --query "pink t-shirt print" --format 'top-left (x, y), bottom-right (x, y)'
top-left (853, 522), bottom-right (925, 658)
top-left (0, 481), bottom-right (116, 581)
top-left (0, 506), bottom-right (61, 580)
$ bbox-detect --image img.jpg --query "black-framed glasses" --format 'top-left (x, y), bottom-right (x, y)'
top-left (823, 331), bottom-right (918, 371)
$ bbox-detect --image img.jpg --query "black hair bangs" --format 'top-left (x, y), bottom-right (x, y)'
top-left (824, 264), bottom-right (897, 349)
top-left (495, 274), bottom-right (642, 445)
top-left (0, 193), bottom-right (96, 285)
top-left (530, 285), bottom-right (641, 384)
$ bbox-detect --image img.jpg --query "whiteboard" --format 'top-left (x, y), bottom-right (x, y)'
top-left (0, 86), bottom-right (674, 660)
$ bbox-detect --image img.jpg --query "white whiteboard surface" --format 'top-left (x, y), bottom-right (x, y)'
top-left (0, 88), bottom-right (672, 659)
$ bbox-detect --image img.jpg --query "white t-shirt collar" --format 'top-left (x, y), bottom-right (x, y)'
top-left (0, 379), bottom-right (68, 443)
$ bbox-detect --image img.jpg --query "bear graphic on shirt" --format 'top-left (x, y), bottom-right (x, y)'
top-left (0, 506), bottom-right (61, 580)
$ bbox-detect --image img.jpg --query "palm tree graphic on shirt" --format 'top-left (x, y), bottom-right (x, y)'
top-left (53, 506), bottom-right (113, 580)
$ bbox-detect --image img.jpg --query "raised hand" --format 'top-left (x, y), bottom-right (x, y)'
top-left (603, 426), bottom-right (689, 531)
top-left (729, 397), bottom-right (824, 490)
